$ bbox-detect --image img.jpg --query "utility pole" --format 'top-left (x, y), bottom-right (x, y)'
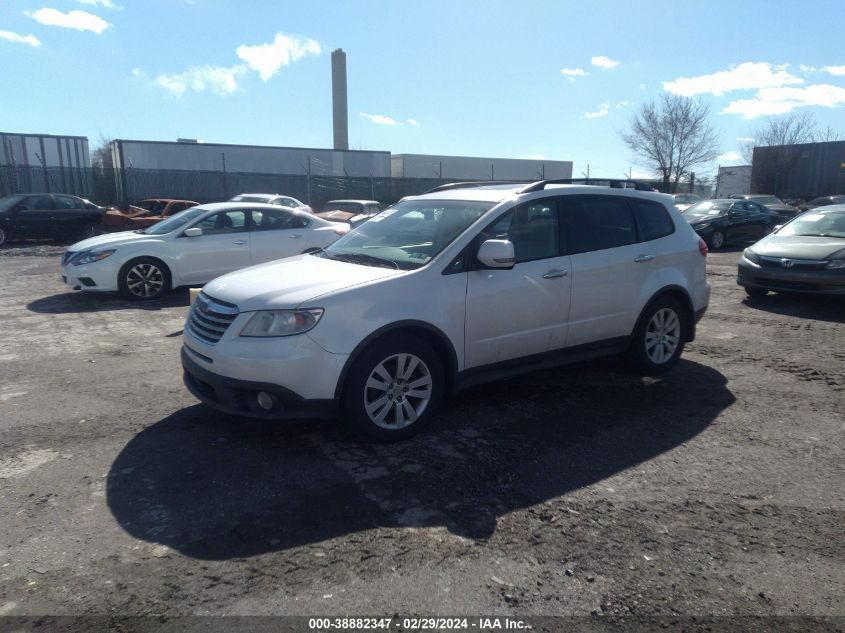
top-left (581, 164), bottom-right (590, 179)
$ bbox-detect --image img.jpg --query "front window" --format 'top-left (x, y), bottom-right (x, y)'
top-left (142, 208), bottom-right (206, 234)
top-left (778, 210), bottom-right (845, 238)
top-left (321, 199), bottom-right (494, 270)
top-left (683, 201), bottom-right (731, 219)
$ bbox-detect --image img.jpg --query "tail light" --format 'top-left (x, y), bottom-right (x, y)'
top-left (698, 238), bottom-right (708, 257)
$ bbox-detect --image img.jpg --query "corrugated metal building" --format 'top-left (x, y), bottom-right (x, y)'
top-left (752, 141), bottom-right (845, 199)
top-left (391, 153), bottom-right (573, 181)
top-left (0, 132), bottom-right (90, 196)
top-left (110, 139), bottom-right (391, 177)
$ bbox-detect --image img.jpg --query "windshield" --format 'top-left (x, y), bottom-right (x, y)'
top-left (683, 201), bottom-right (731, 218)
top-left (321, 199), bottom-right (494, 270)
top-left (777, 210), bottom-right (845, 238)
top-left (142, 207), bottom-right (206, 234)
top-left (230, 195), bottom-right (271, 203)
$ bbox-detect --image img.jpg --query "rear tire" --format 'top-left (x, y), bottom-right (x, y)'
top-left (341, 335), bottom-right (444, 441)
top-left (629, 296), bottom-right (688, 375)
top-left (118, 257), bottom-right (170, 301)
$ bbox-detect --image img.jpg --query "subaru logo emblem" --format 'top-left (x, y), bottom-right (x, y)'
top-left (780, 258), bottom-right (794, 268)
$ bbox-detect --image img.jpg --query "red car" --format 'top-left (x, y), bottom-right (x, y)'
top-left (97, 199), bottom-right (199, 233)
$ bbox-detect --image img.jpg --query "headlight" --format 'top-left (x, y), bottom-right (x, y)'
top-left (239, 309), bottom-right (324, 337)
top-left (743, 248), bottom-right (761, 265)
top-left (71, 249), bottom-right (115, 265)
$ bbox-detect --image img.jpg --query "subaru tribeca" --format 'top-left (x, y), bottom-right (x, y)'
top-left (181, 181), bottom-right (710, 440)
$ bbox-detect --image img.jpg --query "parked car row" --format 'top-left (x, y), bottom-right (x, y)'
top-left (0, 193), bottom-right (104, 245)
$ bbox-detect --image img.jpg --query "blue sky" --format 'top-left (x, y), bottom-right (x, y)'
top-left (2, 0), bottom-right (844, 180)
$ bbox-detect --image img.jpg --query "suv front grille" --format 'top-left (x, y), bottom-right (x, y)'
top-left (187, 293), bottom-right (239, 344)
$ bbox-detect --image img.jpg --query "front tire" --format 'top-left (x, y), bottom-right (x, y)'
top-left (118, 257), bottom-right (170, 301)
top-left (708, 230), bottom-right (725, 250)
top-left (341, 335), bottom-right (444, 441)
top-left (629, 296), bottom-right (688, 375)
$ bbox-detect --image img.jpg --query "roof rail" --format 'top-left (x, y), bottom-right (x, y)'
top-left (518, 178), bottom-right (658, 193)
top-left (424, 180), bottom-right (532, 194)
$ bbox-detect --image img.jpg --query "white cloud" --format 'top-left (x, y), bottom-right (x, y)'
top-left (360, 112), bottom-right (400, 126)
top-left (78, 0), bottom-right (121, 9)
top-left (406, 118), bottom-right (420, 127)
top-left (664, 62), bottom-right (803, 96)
top-left (583, 102), bottom-right (610, 119)
top-left (736, 136), bottom-right (755, 142)
top-left (722, 84), bottom-right (845, 119)
top-left (0, 30), bottom-right (41, 46)
top-left (639, 83), bottom-right (647, 90)
top-left (560, 67), bottom-right (588, 81)
top-left (155, 65), bottom-right (246, 96)
top-left (717, 151), bottom-right (742, 162)
top-left (131, 67), bottom-right (147, 78)
top-left (28, 8), bottom-right (110, 33)
top-left (824, 65), bottom-right (845, 76)
top-left (236, 33), bottom-right (320, 81)
top-left (615, 100), bottom-right (632, 108)
top-left (591, 55), bottom-right (619, 70)
top-left (800, 64), bottom-right (818, 73)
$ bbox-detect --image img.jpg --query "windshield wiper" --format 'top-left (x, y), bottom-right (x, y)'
top-left (331, 252), bottom-right (399, 269)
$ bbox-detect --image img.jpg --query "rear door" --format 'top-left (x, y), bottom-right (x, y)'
top-left (248, 207), bottom-right (312, 263)
top-left (564, 195), bottom-right (650, 347)
top-left (176, 209), bottom-right (252, 283)
top-left (53, 195), bottom-right (87, 235)
top-left (464, 197), bottom-right (572, 368)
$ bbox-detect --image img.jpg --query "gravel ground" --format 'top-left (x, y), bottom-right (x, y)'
top-left (0, 243), bottom-right (842, 630)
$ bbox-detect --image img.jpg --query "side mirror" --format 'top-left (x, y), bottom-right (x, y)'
top-left (477, 239), bottom-right (515, 269)
top-left (183, 227), bottom-right (203, 237)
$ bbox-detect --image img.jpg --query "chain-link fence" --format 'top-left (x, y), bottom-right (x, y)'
top-left (0, 166), bottom-right (459, 210)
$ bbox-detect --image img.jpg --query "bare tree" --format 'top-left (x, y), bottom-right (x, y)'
top-left (91, 135), bottom-right (114, 169)
top-left (739, 112), bottom-right (845, 162)
top-left (620, 94), bottom-right (720, 193)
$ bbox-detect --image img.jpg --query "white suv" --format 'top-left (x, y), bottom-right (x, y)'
top-left (181, 182), bottom-right (710, 440)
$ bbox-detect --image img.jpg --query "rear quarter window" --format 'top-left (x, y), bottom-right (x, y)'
top-left (633, 199), bottom-right (675, 241)
top-left (566, 195), bottom-right (637, 253)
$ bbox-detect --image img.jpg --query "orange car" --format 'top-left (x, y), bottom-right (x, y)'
top-left (97, 198), bottom-right (199, 233)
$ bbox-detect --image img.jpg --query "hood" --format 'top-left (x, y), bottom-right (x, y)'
top-left (202, 254), bottom-right (403, 312)
top-left (750, 234), bottom-right (845, 259)
top-left (67, 231), bottom-right (157, 252)
top-left (685, 215), bottom-right (721, 226)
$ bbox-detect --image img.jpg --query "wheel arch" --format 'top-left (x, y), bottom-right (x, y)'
top-left (119, 255), bottom-right (173, 290)
top-left (632, 285), bottom-right (696, 343)
top-left (333, 320), bottom-right (459, 399)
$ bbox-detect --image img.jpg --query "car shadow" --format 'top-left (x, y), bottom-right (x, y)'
top-left (743, 292), bottom-right (845, 323)
top-left (107, 358), bottom-right (734, 560)
top-left (27, 289), bottom-right (191, 314)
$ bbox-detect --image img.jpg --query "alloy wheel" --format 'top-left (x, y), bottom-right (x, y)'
top-left (126, 263), bottom-right (164, 298)
top-left (645, 308), bottom-right (681, 365)
top-left (711, 231), bottom-right (724, 249)
top-left (363, 353), bottom-right (433, 430)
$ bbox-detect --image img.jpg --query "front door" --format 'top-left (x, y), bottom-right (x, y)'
top-left (176, 209), bottom-right (252, 283)
top-left (465, 198), bottom-right (571, 368)
top-left (13, 195), bottom-right (55, 238)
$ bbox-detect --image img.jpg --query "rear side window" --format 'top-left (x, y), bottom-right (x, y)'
top-left (633, 199), bottom-right (675, 241)
top-left (54, 195), bottom-right (80, 209)
top-left (566, 196), bottom-right (636, 253)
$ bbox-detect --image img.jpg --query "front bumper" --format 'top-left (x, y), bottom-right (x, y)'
top-left (60, 257), bottom-right (120, 292)
top-left (737, 256), bottom-right (845, 295)
top-left (182, 347), bottom-right (339, 420)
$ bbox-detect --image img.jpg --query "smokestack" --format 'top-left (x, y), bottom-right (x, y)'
top-left (331, 48), bottom-right (349, 151)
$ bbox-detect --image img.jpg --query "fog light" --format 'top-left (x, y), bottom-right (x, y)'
top-left (256, 391), bottom-right (274, 411)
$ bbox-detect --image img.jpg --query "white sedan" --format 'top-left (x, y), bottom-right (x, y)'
top-left (60, 202), bottom-right (348, 300)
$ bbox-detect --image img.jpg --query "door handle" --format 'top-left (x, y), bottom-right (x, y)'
top-left (542, 269), bottom-right (569, 279)
top-left (633, 254), bottom-right (655, 263)
top-left (288, 234), bottom-right (302, 239)
top-left (232, 239), bottom-right (247, 245)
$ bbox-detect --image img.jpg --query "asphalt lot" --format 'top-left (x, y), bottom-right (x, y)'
top-left (0, 242), bottom-right (842, 627)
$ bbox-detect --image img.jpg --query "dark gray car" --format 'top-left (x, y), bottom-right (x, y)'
top-left (737, 205), bottom-right (845, 297)
top-left (0, 193), bottom-right (104, 246)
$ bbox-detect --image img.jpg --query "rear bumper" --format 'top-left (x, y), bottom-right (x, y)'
top-left (181, 346), bottom-right (338, 420)
top-left (737, 257), bottom-right (845, 295)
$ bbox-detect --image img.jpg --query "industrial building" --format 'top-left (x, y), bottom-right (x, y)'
top-left (752, 141), bottom-right (845, 199)
top-left (391, 153), bottom-right (573, 181)
top-left (0, 132), bottom-right (90, 196)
